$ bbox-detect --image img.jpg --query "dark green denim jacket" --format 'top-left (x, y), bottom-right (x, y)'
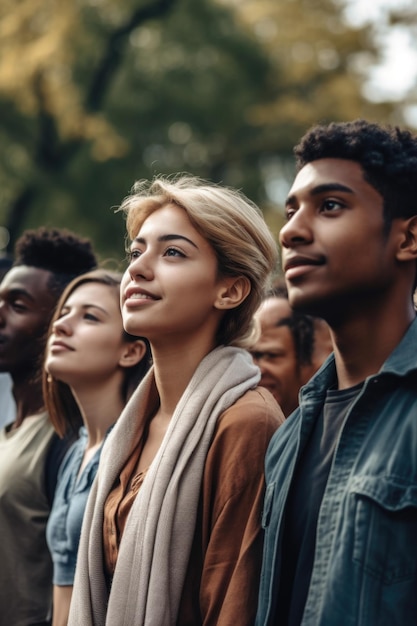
top-left (256, 316), bottom-right (417, 626)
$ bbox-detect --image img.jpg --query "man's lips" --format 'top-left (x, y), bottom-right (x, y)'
top-left (283, 254), bottom-right (325, 279)
top-left (260, 377), bottom-right (278, 390)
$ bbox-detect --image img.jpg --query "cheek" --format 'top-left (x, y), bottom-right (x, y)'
top-left (120, 270), bottom-right (130, 302)
top-left (177, 272), bottom-right (218, 299)
top-left (269, 361), bottom-right (287, 378)
top-left (278, 359), bottom-right (298, 380)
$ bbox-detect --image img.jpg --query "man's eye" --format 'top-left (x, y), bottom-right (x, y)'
top-left (12, 301), bottom-right (28, 312)
top-left (321, 199), bottom-right (343, 212)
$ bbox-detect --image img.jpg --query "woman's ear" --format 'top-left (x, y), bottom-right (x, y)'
top-left (397, 216), bottom-right (417, 261)
top-left (119, 340), bottom-right (148, 368)
top-left (214, 276), bottom-right (251, 310)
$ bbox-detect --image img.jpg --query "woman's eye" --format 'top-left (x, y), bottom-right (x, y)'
top-left (165, 247), bottom-right (185, 258)
top-left (128, 249), bottom-right (142, 261)
top-left (84, 313), bottom-right (99, 322)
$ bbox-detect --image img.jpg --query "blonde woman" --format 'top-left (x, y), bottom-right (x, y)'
top-left (69, 177), bottom-right (285, 626)
top-left (43, 270), bottom-right (151, 626)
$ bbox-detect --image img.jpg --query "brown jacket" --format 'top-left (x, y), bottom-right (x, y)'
top-left (103, 387), bottom-right (283, 625)
top-left (178, 387), bottom-right (284, 625)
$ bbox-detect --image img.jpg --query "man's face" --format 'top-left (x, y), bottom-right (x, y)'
top-left (250, 297), bottom-right (304, 417)
top-left (0, 266), bottom-right (57, 380)
top-left (280, 158), bottom-right (402, 321)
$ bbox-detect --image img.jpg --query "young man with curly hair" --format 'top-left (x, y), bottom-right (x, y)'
top-left (0, 227), bottom-right (97, 626)
top-left (256, 120), bottom-right (417, 626)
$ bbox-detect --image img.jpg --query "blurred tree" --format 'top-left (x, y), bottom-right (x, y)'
top-left (0, 0), bottom-right (398, 262)
top-left (386, 3), bottom-right (417, 126)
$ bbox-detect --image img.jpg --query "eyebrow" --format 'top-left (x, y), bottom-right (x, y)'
top-left (61, 303), bottom-right (109, 316)
top-left (133, 233), bottom-right (198, 249)
top-left (4, 287), bottom-right (34, 302)
top-left (285, 182), bottom-right (354, 207)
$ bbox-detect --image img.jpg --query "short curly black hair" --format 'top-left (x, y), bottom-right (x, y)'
top-left (294, 119), bottom-right (417, 227)
top-left (13, 227), bottom-right (97, 297)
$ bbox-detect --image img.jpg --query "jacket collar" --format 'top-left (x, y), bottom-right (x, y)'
top-left (300, 316), bottom-right (417, 402)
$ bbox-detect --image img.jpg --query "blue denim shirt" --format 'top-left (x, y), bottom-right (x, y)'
top-left (256, 317), bottom-right (417, 626)
top-left (46, 426), bottom-right (112, 585)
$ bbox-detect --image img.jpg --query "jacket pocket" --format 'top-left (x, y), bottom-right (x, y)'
top-left (351, 475), bottom-right (417, 584)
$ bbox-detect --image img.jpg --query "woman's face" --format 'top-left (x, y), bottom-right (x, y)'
top-left (46, 282), bottom-right (128, 388)
top-left (121, 203), bottom-right (226, 346)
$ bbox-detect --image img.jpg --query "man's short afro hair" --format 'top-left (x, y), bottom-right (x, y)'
top-left (13, 226), bottom-right (97, 296)
top-left (294, 119), bottom-right (417, 223)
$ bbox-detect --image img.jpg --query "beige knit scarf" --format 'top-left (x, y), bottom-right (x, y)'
top-left (68, 345), bottom-right (260, 626)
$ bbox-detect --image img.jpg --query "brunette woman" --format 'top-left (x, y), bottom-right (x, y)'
top-left (43, 269), bottom-right (151, 626)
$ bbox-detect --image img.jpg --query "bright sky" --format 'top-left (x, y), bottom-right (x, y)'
top-left (265, 0), bottom-right (417, 206)
top-left (344, 0), bottom-right (417, 102)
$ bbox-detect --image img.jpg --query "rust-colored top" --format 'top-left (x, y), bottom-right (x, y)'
top-left (102, 387), bottom-right (284, 625)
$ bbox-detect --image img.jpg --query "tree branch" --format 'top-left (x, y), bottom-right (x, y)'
top-left (87, 0), bottom-right (178, 110)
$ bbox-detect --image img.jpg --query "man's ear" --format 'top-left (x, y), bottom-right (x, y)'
top-left (119, 340), bottom-right (148, 368)
top-left (214, 276), bottom-right (251, 310)
top-left (397, 216), bottom-right (417, 261)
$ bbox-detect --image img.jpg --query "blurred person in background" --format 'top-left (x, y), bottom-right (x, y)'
top-left (0, 227), bottom-right (97, 626)
top-left (250, 282), bottom-right (332, 417)
top-left (44, 269), bottom-right (151, 626)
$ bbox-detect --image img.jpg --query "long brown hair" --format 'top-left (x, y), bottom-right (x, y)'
top-left (43, 269), bottom-right (151, 437)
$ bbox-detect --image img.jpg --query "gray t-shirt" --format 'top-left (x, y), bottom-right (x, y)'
top-left (275, 382), bottom-right (363, 626)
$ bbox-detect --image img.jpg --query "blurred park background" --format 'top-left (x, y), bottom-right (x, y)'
top-left (0, 0), bottom-right (416, 266)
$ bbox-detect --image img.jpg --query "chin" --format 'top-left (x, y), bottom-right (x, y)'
top-left (125, 327), bottom-right (140, 340)
top-left (47, 366), bottom-right (64, 381)
top-left (288, 290), bottom-right (327, 317)
top-left (122, 314), bottom-right (139, 336)
top-left (288, 289), bottom-right (311, 310)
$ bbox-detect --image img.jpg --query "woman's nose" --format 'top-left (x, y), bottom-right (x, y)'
top-left (52, 316), bottom-right (72, 335)
top-left (128, 252), bottom-right (154, 281)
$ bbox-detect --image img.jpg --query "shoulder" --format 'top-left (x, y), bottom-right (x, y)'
top-left (217, 387), bottom-right (284, 435)
top-left (58, 436), bottom-right (85, 475)
top-left (265, 407), bottom-right (300, 475)
top-left (207, 388), bottom-right (284, 472)
top-left (45, 430), bottom-right (79, 505)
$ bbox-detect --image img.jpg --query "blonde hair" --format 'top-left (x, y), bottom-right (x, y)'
top-left (119, 175), bottom-right (278, 347)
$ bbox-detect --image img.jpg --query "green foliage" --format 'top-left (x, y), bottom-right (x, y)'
top-left (0, 0), bottom-right (401, 262)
